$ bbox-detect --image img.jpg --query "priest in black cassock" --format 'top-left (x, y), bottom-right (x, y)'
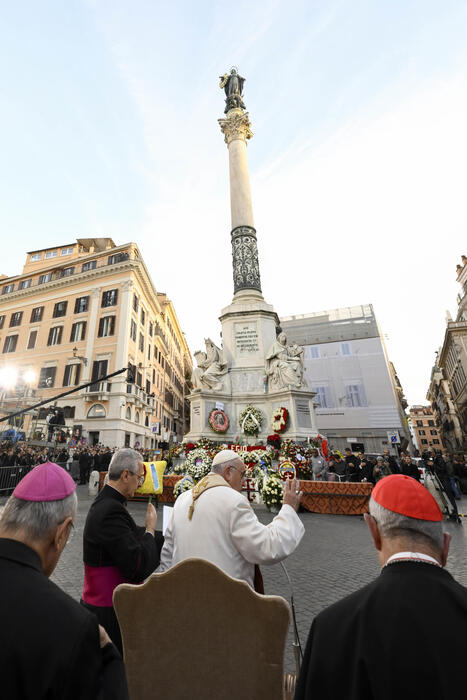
top-left (295, 474), bottom-right (467, 700)
top-left (81, 448), bottom-right (164, 653)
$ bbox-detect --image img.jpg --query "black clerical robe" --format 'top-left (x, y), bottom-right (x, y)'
top-left (82, 484), bottom-right (163, 652)
top-left (0, 538), bottom-right (128, 699)
top-left (295, 561), bottom-right (467, 700)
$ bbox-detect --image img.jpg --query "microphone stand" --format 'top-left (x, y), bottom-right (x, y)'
top-left (280, 561), bottom-right (303, 677)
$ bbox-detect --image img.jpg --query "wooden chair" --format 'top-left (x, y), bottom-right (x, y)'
top-left (114, 558), bottom-right (290, 700)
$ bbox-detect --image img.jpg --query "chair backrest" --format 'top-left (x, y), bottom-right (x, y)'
top-left (114, 557), bottom-right (290, 700)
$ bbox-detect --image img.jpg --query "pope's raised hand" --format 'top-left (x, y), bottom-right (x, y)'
top-left (283, 477), bottom-right (302, 512)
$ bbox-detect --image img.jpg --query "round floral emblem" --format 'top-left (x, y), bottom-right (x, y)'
top-left (239, 404), bottom-right (263, 436)
top-left (208, 408), bottom-right (230, 434)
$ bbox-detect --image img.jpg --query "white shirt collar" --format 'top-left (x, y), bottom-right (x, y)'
top-left (385, 551), bottom-right (441, 567)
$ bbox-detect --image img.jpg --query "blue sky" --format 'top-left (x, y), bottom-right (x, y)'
top-left (1, 1), bottom-right (467, 404)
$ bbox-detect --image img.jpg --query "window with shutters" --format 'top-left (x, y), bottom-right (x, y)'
top-left (60, 267), bottom-right (74, 277)
top-left (2, 284), bottom-right (14, 294)
top-left (47, 326), bottom-right (63, 346)
top-left (141, 308), bottom-right (146, 325)
top-left (310, 346), bottom-right (320, 359)
top-left (98, 316), bottom-right (115, 337)
top-left (146, 379), bottom-right (151, 394)
top-left (0, 315), bottom-right (4, 329)
top-left (149, 322), bottom-right (153, 337)
top-left (38, 273), bottom-right (52, 284)
top-left (102, 289), bottom-right (118, 307)
top-left (313, 386), bottom-right (332, 408)
top-left (136, 372), bottom-right (142, 388)
top-left (133, 294), bottom-right (139, 312)
top-left (27, 330), bottom-right (37, 350)
top-left (38, 366), bottom-right (56, 387)
top-left (419, 429), bottom-right (426, 435)
top-left (345, 383), bottom-right (367, 407)
top-left (10, 312), bottom-right (23, 327)
top-left (63, 364), bottom-right (81, 387)
top-left (340, 342), bottom-right (351, 356)
top-left (3, 335), bottom-right (18, 353)
top-left (70, 321), bottom-right (87, 342)
top-left (139, 333), bottom-right (144, 352)
top-left (53, 301), bottom-right (67, 318)
top-left (18, 279), bottom-right (32, 289)
top-left (82, 260), bottom-right (97, 272)
top-left (130, 319), bottom-right (137, 341)
top-left (74, 296), bottom-right (89, 314)
top-left (30, 307), bottom-right (44, 323)
top-left (90, 359), bottom-right (108, 390)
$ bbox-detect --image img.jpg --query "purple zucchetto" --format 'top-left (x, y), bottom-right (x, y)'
top-left (13, 461), bottom-right (76, 502)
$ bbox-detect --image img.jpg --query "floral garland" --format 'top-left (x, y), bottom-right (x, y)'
top-left (238, 404), bottom-right (263, 436)
top-left (208, 408), bottom-right (230, 434)
top-left (272, 407), bottom-right (289, 433)
top-left (261, 473), bottom-right (284, 509)
top-left (173, 475), bottom-right (195, 499)
top-left (185, 448), bottom-right (212, 482)
top-left (239, 449), bottom-right (272, 469)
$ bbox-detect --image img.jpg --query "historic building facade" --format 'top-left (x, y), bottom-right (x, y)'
top-left (281, 305), bottom-right (413, 454)
top-left (408, 405), bottom-right (443, 453)
top-left (0, 238), bottom-right (192, 447)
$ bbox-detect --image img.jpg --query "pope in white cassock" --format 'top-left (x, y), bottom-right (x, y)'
top-left (158, 450), bottom-right (305, 590)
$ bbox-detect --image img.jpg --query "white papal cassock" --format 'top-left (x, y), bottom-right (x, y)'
top-left (158, 482), bottom-right (305, 588)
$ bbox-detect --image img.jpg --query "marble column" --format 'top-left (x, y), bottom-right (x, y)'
top-left (219, 109), bottom-right (261, 296)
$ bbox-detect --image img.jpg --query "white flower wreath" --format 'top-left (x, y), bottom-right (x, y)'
top-left (173, 475), bottom-right (195, 499)
top-left (184, 448), bottom-right (212, 482)
top-left (261, 473), bottom-right (284, 508)
top-left (238, 404), bottom-right (263, 436)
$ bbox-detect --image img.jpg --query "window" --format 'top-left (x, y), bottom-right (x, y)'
top-left (90, 360), bottom-right (108, 390)
top-left (9, 312), bottom-right (23, 327)
top-left (314, 386), bottom-right (332, 408)
top-left (70, 321), bottom-right (86, 342)
top-left (345, 384), bottom-right (367, 407)
top-left (18, 279), bottom-right (32, 289)
top-left (136, 371), bottom-right (142, 388)
top-left (102, 289), bottom-right (118, 307)
top-left (430, 429), bottom-right (438, 436)
top-left (130, 320), bottom-right (137, 341)
top-left (145, 415), bottom-right (149, 427)
top-left (30, 253), bottom-right (42, 262)
top-left (126, 407), bottom-right (131, 420)
top-left (63, 406), bottom-right (75, 418)
top-left (30, 307), bottom-right (44, 323)
top-left (60, 267), bottom-right (74, 277)
top-left (148, 344), bottom-right (151, 360)
top-left (2, 284), bottom-right (14, 294)
top-left (38, 367), bottom-right (56, 387)
top-left (152, 369), bottom-right (155, 383)
top-left (3, 335), bottom-right (18, 353)
top-left (107, 253), bottom-right (128, 265)
top-left (135, 411), bottom-right (140, 424)
top-left (53, 301), bottom-right (68, 318)
top-left (98, 316), bottom-right (115, 337)
top-left (139, 333), bottom-right (144, 352)
top-left (416, 420), bottom-right (423, 427)
top-left (421, 439), bottom-right (428, 445)
top-left (149, 322), bottom-right (153, 337)
top-left (340, 342), bottom-right (351, 356)
top-left (61, 248), bottom-right (73, 256)
top-left (419, 429), bottom-right (426, 435)
top-left (87, 404), bottom-right (107, 418)
top-left (310, 346), bottom-right (320, 359)
top-left (63, 364), bottom-right (81, 387)
top-left (141, 308), bottom-right (146, 325)
top-left (133, 294), bottom-right (139, 312)
top-left (38, 273), bottom-right (52, 284)
top-left (47, 326), bottom-right (63, 346)
top-left (428, 420), bottom-right (435, 427)
top-left (146, 379), bottom-right (151, 394)
top-left (82, 260), bottom-right (97, 272)
top-left (45, 250), bottom-right (57, 259)
top-left (74, 296), bottom-right (89, 314)
top-left (27, 330), bottom-right (37, 350)
top-left (433, 439), bottom-right (440, 445)
top-left (0, 315), bottom-right (4, 329)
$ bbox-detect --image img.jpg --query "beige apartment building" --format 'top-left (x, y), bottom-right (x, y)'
top-left (0, 238), bottom-right (192, 448)
top-left (408, 405), bottom-right (443, 453)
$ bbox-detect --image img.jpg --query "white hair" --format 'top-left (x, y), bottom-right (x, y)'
top-left (108, 448), bottom-right (142, 480)
top-left (369, 497), bottom-right (444, 551)
top-left (0, 492), bottom-right (77, 541)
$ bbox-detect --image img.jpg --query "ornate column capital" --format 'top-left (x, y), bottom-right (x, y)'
top-left (218, 111), bottom-right (253, 145)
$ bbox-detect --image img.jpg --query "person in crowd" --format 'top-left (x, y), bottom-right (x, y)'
top-left (344, 448), bottom-right (360, 481)
top-left (0, 461), bottom-right (128, 699)
top-left (310, 448), bottom-right (327, 481)
top-left (373, 456), bottom-right (392, 482)
top-left (359, 459), bottom-right (374, 484)
top-left (327, 453), bottom-right (346, 481)
top-left (295, 474), bottom-right (467, 700)
top-left (400, 454), bottom-right (421, 481)
top-left (441, 450), bottom-right (461, 499)
top-left (158, 449), bottom-right (304, 591)
top-left (434, 451), bottom-right (460, 521)
top-left (382, 447), bottom-right (400, 473)
top-left (81, 447), bottom-right (164, 653)
top-left (78, 448), bottom-right (93, 485)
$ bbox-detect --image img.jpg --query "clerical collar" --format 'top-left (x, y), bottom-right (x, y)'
top-left (384, 551), bottom-right (441, 568)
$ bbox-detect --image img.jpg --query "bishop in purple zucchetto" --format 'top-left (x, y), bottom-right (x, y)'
top-left (13, 461), bottom-right (76, 502)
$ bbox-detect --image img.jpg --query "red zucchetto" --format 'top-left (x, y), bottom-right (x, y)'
top-left (372, 474), bottom-right (442, 522)
top-left (13, 461), bottom-right (76, 502)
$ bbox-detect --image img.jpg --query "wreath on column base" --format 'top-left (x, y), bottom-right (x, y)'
top-left (272, 407), bottom-right (289, 433)
top-left (239, 404), bottom-right (263, 436)
top-left (208, 408), bottom-right (230, 434)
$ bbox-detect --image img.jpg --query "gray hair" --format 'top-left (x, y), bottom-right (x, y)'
top-left (0, 492), bottom-right (77, 541)
top-left (108, 448), bottom-right (142, 480)
top-left (369, 496), bottom-right (444, 551)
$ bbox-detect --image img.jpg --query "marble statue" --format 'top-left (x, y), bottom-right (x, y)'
top-left (219, 68), bottom-right (246, 113)
top-left (192, 338), bottom-right (228, 392)
top-left (265, 332), bottom-right (307, 391)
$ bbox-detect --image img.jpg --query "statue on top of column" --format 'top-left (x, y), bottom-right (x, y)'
top-left (219, 68), bottom-right (246, 113)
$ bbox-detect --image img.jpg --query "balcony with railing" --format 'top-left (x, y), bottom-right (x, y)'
top-left (126, 384), bottom-right (155, 409)
top-left (84, 381), bottom-right (112, 398)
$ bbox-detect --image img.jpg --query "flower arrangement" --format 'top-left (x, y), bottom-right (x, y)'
top-left (208, 408), bottom-right (230, 434)
top-left (239, 404), bottom-right (263, 436)
top-left (261, 473), bottom-right (284, 510)
top-left (185, 448), bottom-right (212, 482)
top-left (267, 433), bottom-right (281, 448)
top-left (172, 459), bottom-right (187, 475)
top-left (281, 439), bottom-right (298, 459)
top-left (240, 449), bottom-right (272, 469)
top-left (185, 442), bottom-right (196, 454)
top-left (271, 407), bottom-right (289, 433)
top-left (173, 475), bottom-right (195, 499)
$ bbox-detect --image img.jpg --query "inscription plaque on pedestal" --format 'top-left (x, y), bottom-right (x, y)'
top-left (235, 322), bottom-right (259, 356)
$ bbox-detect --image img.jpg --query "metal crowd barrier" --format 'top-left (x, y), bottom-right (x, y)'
top-left (0, 462), bottom-right (70, 496)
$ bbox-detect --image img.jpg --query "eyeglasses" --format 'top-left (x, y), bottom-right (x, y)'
top-left (229, 464), bottom-right (247, 479)
top-left (128, 470), bottom-right (145, 486)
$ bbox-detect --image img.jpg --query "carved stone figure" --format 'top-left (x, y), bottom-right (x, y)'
top-left (219, 68), bottom-right (246, 113)
top-left (265, 332), bottom-right (306, 391)
top-left (192, 339), bottom-right (228, 392)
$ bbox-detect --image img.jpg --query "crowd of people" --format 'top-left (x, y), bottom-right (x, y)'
top-left (0, 445), bottom-right (466, 698)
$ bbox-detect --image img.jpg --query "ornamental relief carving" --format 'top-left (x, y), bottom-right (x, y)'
top-left (231, 226), bottom-right (261, 293)
top-left (218, 112), bottom-right (253, 145)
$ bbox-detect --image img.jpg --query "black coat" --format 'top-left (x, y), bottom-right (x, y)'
top-left (401, 460), bottom-right (421, 481)
top-left (0, 538), bottom-right (128, 700)
top-left (295, 561), bottom-right (467, 700)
